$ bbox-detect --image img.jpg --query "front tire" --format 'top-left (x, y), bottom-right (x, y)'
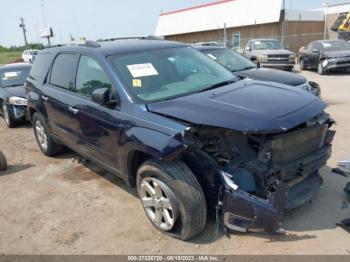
top-left (2, 104), bottom-right (16, 128)
top-left (0, 150), bottom-right (7, 171)
top-left (318, 61), bottom-right (326, 75)
top-left (137, 160), bottom-right (207, 240)
top-left (300, 59), bottom-right (306, 70)
top-left (33, 113), bottom-right (63, 156)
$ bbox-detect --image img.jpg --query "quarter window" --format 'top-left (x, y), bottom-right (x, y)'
top-left (75, 56), bottom-right (111, 97)
top-left (50, 53), bottom-right (79, 89)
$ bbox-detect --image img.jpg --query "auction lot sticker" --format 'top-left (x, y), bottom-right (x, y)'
top-left (127, 63), bottom-right (159, 78)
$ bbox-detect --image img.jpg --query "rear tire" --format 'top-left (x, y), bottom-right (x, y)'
top-left (0, 150), bottom-right (7, 171)
top-left (137, 159), bottom-right (207, 240)
top-left (33, 113), bottom-right (64, 156)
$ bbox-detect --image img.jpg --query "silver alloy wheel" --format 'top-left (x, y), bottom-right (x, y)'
top-left (3, 104), bottom-right (10, 126)
top-left (140, 177), bottom-right (178, 231)
top-left (35, 120), bottom-right (48, 151)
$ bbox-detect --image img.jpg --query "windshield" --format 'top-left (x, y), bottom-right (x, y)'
top-left (111, 46), bottom-right (238, 103)
top-left (253, 40), bottom-right (283, 50)
top-left (322, 41), bottom-right (350, 51)
top-left (0, 67), bottom-right (30, 87)
top-left (202, 48), bottom-right (256, 72)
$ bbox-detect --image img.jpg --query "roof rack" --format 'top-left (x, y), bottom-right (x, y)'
top-left (43, 40), bottom-right (101, 49)
top-left (96, 35), bottom-right (164, 42)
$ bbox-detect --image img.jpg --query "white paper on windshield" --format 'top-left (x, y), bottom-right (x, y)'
top-left (127, 63), bottom-right (159, 78)
top-left (207, 54), bottom-right (217, 60)
top-left (4, 71), bottom-right (18, 78)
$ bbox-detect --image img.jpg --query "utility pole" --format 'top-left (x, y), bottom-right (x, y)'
top-left (281, 0), bottom-right (286, 45)
top-left (223, 23), bottom-right (227, 47)
top-left (19, 17), bottom-right (28, 47)
top-left (323, 1), bottom-right (328, 40)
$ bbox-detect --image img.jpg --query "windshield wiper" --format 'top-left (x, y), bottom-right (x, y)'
top-left (2, 84), bottom-right (23, 88)
top-left (199, 80), bottom-right (236, 93)
top-left (232, 66), bottom-right (256, 72)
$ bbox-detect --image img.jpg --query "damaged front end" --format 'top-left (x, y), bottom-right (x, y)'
top-left (183, 112), bottom-right (335, 233)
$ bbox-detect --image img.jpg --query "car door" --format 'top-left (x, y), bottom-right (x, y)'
top-left (42, 53), bottom-right (79, 146)
top-left (70, 55), bottom-right (122, 170)
top-left (308, 42), bottom-right (321, 68)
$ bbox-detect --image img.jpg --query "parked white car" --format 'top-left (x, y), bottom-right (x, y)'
top-left (21, 50), bottom-right (39, 63)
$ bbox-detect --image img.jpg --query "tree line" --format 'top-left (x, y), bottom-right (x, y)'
top-left (0, 43), bottom-right (44, 52)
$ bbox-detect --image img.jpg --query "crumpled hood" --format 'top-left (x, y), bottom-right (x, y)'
top-left (253, 49), bottom-right (294, 56)
top-left (147, 81), bottom-right (326, 133)
top-left (2, 85), bottom-right (26, 98)
top-left (324, 50), bottom-right (350, 59)
top-left (236, 68), bottom-right (306, 86)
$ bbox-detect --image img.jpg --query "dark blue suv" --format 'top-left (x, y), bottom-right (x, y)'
top-left (26, 38), bottom-right (335, 240)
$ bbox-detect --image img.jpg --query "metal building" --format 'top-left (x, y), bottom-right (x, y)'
top-left (155, 0), bottom-right (325, 52)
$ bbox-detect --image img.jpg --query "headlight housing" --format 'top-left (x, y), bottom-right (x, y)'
top-left (8, 96), bottom-right (28, 106)
top-left (257, 54), bottom-right (268, 63)
top-left (289, 54), bottom-right (296, 62)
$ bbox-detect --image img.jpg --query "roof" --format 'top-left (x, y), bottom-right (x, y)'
top-left (0, 63), bottom-right (31, 70)
top-left (155, 0), bottom-right (284, 36)
top-left (42, 39), bottom-right (186, 56)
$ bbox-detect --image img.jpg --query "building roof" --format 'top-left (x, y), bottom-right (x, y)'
top-left (155, 0), bottom-right (324, 37)
top-left (155, 0), bottom-right (284, 36)
top-left (324, 2), bottom-right (350, 15)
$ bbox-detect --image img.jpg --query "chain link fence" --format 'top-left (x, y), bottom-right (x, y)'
top-left (216, 32), bottom-right (325, 54)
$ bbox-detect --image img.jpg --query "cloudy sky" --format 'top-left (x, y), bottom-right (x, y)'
top-left (0, 0), bottom-right (339, 47)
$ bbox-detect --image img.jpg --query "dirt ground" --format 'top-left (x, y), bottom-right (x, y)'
top-left (0, 67), bottom-right (350, 255)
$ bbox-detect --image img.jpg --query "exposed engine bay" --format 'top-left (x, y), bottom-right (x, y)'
top-left (183, 112), bottom-right (335, 233)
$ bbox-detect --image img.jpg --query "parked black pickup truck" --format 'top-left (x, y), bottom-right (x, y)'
top-left (243, 39), bottom-right (295, 71)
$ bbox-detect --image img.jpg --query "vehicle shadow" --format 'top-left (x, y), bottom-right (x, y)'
top-left (0, 163), bottom-right (34, 176)
top-left (51, 151), bottom-right (349, 244)
top-left (56, 151), bottom-right (139, 198)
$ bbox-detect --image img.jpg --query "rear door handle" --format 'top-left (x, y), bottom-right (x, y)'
top-left (68, 106), bottom-right (79, 114)
top-left (41, 95), bottom-right (48, 102)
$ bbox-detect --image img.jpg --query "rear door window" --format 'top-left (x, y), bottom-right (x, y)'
top-left (29, 53), bottom-right (51, 81)
top-left (75, 55), bottom-right (111, 97)
top-left (49, 53), bottom-right (79, 89)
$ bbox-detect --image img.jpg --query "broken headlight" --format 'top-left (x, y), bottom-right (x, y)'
top-left (8, 96), bottom-right (27, 106)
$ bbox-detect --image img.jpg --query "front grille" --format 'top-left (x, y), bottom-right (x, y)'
top-left (268, 54), bottom-right (289, 62)
top-left (270, 124), bottom-right (328, 164)
top-left (337, 59), bottom-right (350, 65)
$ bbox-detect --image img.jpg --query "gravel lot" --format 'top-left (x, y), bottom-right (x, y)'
top-left (0, 67), bottom-right (350, 255)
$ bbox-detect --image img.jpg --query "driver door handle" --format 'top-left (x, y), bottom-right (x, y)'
top-left (68, 106), bottom-right (79, 114)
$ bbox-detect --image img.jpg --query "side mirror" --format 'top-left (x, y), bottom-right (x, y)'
top-left (92, 87), bottom-right (119, 108)
top-left (245, 46), bottom-right (251, 52)
top-left (91, 88), bottom-right (110, 105)
top-left (312, 48), bottom-right (319, 53)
